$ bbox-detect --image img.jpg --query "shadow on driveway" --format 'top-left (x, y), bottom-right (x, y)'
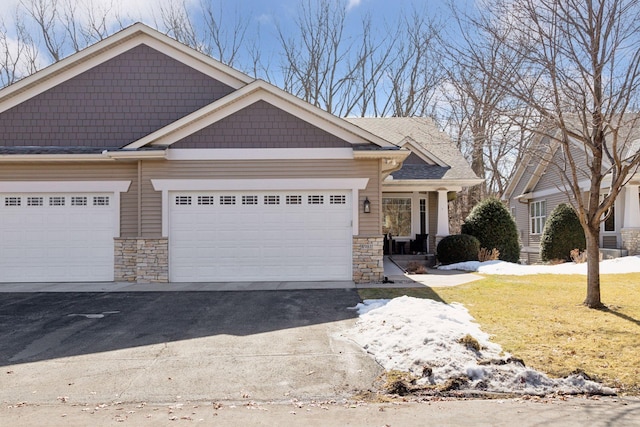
top-left (0, 289), bottom-right (362, 366)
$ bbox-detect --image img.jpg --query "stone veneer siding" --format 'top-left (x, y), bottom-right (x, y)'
top-left (114, 238), bottom-right (169, 283)
top-left (621, 229), bottom-right (640, 256)
top-left (353, 236), bottom-right (384, 283)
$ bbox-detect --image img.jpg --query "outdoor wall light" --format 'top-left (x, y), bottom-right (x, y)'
top-left (363, 197), bottom-right (371, 213)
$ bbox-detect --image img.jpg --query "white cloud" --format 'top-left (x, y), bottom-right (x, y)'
top-left (0, 0), bottom-right (198, 31)
top-left (346, 0), bottom-right (362, 12)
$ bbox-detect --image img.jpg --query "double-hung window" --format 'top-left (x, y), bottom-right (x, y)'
top-left (530, 200), bottom-right (546, 234)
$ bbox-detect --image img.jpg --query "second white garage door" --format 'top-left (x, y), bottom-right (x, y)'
top-left (169, 190), bottom-right (353, 282)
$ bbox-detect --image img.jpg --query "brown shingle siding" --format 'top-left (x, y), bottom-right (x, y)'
top-left (0, 44), bottom-right (234, 148)
top-left (172, 100), bottom-right (352, 149)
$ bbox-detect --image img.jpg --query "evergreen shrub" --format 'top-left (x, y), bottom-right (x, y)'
top-left (540, 203), bottom-right (586, 262)
top-left (437, 234), bottom-right (480, 265)
top-left (461, 197), bottom-right (520, 263)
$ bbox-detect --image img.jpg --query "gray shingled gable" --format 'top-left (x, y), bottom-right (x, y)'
top-left (345, 117), bottom-right (479, 181)
top-left (171, 100), bottom-right (352, 149)
top-left (0, 44), bottom-right (234, 149)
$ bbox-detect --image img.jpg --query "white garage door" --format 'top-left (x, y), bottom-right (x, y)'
top-left (0, 193), bottom-right (116, 282)
top-left (169, 190), bottom-right (353, 282)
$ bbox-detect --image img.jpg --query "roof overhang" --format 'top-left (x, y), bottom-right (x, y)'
top-left (354, 149), bottom-right (411, 178)
top-left (382, 178), bottom-right (484, 192)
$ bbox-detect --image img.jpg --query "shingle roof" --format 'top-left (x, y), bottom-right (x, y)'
top-left (345, 117), bottom-right (480, 181)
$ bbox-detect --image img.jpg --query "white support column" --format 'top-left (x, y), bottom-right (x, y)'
top-left (437, 190), bottom-right (450, 237)
top-left (623, 184), bottom-right (640, 228)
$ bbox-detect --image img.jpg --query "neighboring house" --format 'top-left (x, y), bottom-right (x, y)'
top-left (504, 126), bottom-right (640, 264)
top-left (346, 118), bottom-right (483, 255)
top-left (0, 23), bottom-right (478, 285)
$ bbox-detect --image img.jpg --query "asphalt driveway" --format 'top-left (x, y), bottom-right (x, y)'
top-left (0, 289), bottom-right (381, 405)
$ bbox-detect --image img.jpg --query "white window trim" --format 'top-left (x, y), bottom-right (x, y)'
top-left (152, 178), bottom-right (368, 236)
top-left (0, 180), bottom-right (131, 237)
top-left (382, 192), bottom-right (430, 240)
top-left (382, 194), bottom-right (413, 239)
top-left (601, 193), bottom-right (618, 234)
top-left (530, 200), bottom-right (546, 235)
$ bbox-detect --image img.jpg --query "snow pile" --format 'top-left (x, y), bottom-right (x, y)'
top-left (348, 296), bottom-right (615, 396)
top-left (438, 255), bottom-right (640, 275)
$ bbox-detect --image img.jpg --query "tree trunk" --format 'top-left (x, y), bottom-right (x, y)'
top-left (584, 227), bottom-right (604, 309)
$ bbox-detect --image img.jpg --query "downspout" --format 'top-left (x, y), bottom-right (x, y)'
top-left (137, 160), bottom-right (142, 236)
top-left (379, 158), bottom-right (383, 235)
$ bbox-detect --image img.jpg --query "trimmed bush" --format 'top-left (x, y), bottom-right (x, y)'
top-left (540, 203), bottom-right (586, 262)
top-left (461, 198), bottom-right (520, 263)
top-left (437, 234), bottom-right (480, 265)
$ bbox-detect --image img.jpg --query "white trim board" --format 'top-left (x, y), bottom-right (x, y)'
top-left (166, 148), bottom-right (354, 161)
top-left (0, 181), bottom-right (131, 193)
top-left (0, 180), bottom-right (131, 238)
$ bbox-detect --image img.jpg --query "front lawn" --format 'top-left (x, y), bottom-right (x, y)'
top-left (359, 273), bottom-right (640, 395)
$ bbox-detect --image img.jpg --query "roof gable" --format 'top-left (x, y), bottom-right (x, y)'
top-left (0, 23), bottom-right (251, 114)
top-left (124, 80), bottom-right (397, 149)
top-left (396, 138), bottom-right (447, 167)
top-left (346, 117), bottom-right (481, 183)
top-left (0, 44), bottom-right (235, 148)
top-left (171, 100), bottom-right (351, 149)
top-left (0, 23), bottom-right (399, 155)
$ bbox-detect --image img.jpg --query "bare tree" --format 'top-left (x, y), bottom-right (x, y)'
top-left (380, 7), bottom-right (445, 118)
top-left (0, 14), bottom-right (40, 86)
top-left (476, 0), bottom-right (640, 308)
top-left (157, 0), bottom-right (199, 50)
top-left (20, 0), bottom-right (64, 61)
top-left (277, 0), bottom-right (355, 115)
top-left (58, 0), bottom-right (115, 52)
top-left (158, 0), bottom-right (251, 69)
top-left (16, 0), bottom-right (125, 66)
top-left (199, 1), bottom-right (249, 68)
top-left (442, 3), bottom-right (541, 198)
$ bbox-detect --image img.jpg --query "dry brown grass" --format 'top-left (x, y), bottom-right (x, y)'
top-left (359, 273), bottom-right (640, 395)
top-left (478, 248), bottom-right (500, 262)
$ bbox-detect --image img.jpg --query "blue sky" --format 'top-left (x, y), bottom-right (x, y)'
top-left (0, 0), bottom-right (466, 62)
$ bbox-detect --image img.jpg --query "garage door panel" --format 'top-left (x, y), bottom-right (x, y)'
top-left (0, 193), bottom-right (116, 283)
top-left (169, 190), bottom-right (353, 282)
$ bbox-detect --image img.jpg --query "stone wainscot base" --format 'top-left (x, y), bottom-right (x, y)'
top-left (621, 228), bottom-right (640, 256)
top-left (352, 235), bottom-right (384, 284)
top-left (114, 238), bottom-right (169, 283)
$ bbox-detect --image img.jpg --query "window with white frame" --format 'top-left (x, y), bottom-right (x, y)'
top-left (602, 195), bottom-right (616, 232)
top-left (530, 200), bottom-right (546, 234)
top-left (382, 198), bottom-right (412, 237)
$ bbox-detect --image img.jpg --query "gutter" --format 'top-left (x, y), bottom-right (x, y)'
top-left (0, 153), bottom-right (109, 162)
top-left (103, 149), bottom-right (167, 160)
top-left (0, 149), bottom-right (167, 162)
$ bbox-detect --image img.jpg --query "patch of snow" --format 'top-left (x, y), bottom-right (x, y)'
top-left (438, 255), bottom-right (640, 275)
top-left (347, 296), bottom-right (616, 396)
top-left (349, 299), bottom-right (391, 315)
